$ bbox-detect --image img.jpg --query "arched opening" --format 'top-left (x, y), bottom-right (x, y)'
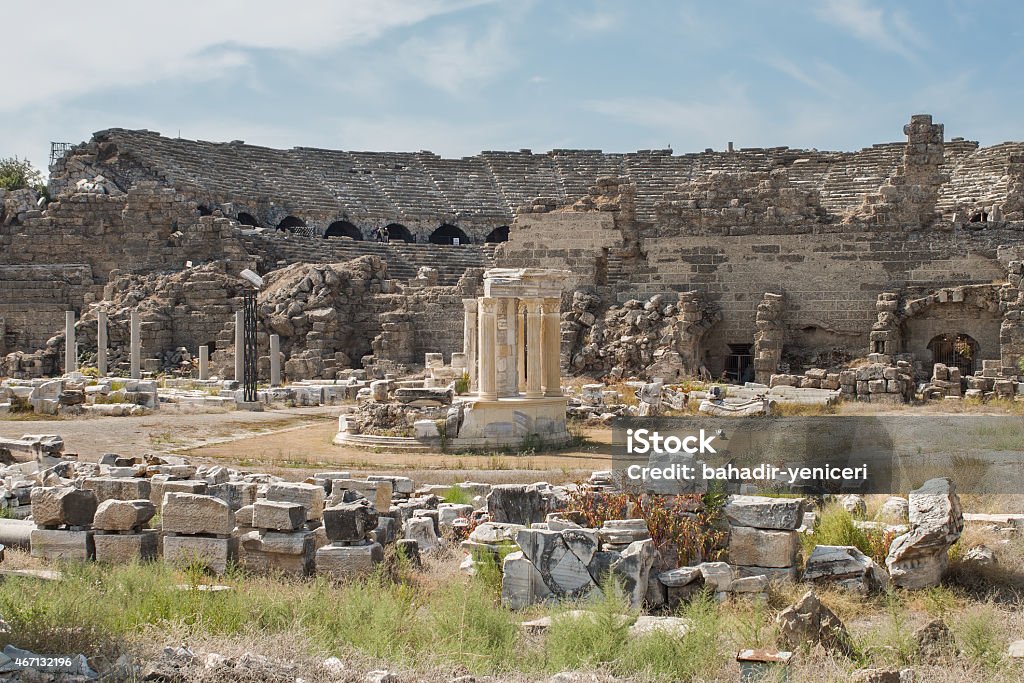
top-left (724, 343), bottom-right (754, 383)
top-left (384, 223), bottom-right (415, 243)
top-left (927, 333), bottom-right (978, 378)
top-left (276, 215), bottom-right (305, 232)
top-left (485, 226), bottom-right (510, 243)
top-left (236, 212), bottom-right (259, 227)
top-left (197, 205), bottom-right (213, 216)
top-left (324, 220), bottom-right (363, 240)
top-left (429, 223), bottom-right (470, 245)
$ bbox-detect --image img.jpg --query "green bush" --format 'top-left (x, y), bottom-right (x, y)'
top-left (802, 503), bottom-right (895, 565)
top-left (0, 157), bottom-right (43, 192)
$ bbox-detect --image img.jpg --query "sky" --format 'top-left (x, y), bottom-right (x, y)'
top-left (3, 0), bottom-right (1023, 174)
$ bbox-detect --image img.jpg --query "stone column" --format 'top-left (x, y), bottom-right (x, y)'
top-left (524, 298), bottom-right (543, 399)
top-left (96, 310), bottom-right (108, 377)
top-left (516, 301), bottom-right (527, 394)
top-left (129, 310), bottom-right (141, 379)
top-left (64, 311), bottom-right (76, 375)
top-left (270, 334), bottom-right (282, 387)
top-left (234, 309), bottom-right (244, 382)
top-left (477, 297), bottom-right (498, 401)
top-left (542, 298), bottom-right (562, 396)
top-left (463, 299), bottom-right (478, 393)
top-left (198, 345), bottom-right (209, 380)
top-left (500, 297), bottom-right (518, 397)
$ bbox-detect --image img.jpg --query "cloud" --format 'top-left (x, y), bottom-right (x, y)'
top-left (586, 82), bottom-right (764, 149)
top-left (815, 0), bottom-right (928, 62)
top-left (760, 56), bottom-right (858, 101)
top-left (1, 0), bottom-right (494, 113)
top-left (396, 20), bottom-right (514, 95)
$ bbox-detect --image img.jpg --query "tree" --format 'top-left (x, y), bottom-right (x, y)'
top-left (0, 156), bottom-right (44, 192)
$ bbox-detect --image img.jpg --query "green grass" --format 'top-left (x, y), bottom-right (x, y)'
top-left (0, 558), bottom-right (731, 681)
top-left (440, 485), bottom-right (474, 506)
top-left (801, 503), bottom-right (893, 565)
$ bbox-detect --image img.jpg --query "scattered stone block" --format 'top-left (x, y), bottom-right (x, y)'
top-left (316, 541), bottom-right (383, 579)
top-left (83, 477), bottom-right (151, 504)
top-left (163, 535), bottom-right (239, 574)
top-left (776, 589), bottom-right (854, 657)
top-left (30, 486), bottom-right (98, 528)
top-left (30, 528), bottom-right (95, 561)
top-left (323, 500), bottom-right (378, 543)
top-left (728, 526), bottom-right (799, 568)
top-left (724, 495), bottom-right (804, 530)
top-left (239, 530), bottom-right (316, 576)
top-left (161, 493), bottom-right (234, 537)
top-left (252, 501), bottom-right (305, 532)
top-left (94, 530), bottom-right (159, 563)
top-left (267, 482), bottom-right (324, 522)
top-left (93, 499), bottom-right (155, 532)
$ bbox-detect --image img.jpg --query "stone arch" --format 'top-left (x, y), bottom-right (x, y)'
top-left (236, 212), bottom-right (259, 227)
top-left (276, 215), bottom-right (305, 232)
top-left (900, 285), bottom-right (1004, 373)
top-left (324, 220), bottom-right (363, 240)
top-left (385, 223), bottom-right (415, 243)
top-left (430, 223), bottom-right (470, 245)
top-left (485, 226), bottom-right (510, 243)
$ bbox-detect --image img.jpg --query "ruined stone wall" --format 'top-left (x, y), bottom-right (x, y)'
top-left (496, 210), bottom-right (1016, 375)
top-left (0, 265), bottom-right (93, 351)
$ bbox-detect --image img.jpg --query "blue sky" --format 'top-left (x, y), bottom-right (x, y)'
top-left (4, 0), bottom-right (1022, 173)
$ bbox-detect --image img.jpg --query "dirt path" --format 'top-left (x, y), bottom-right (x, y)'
top-left (0, 406), bottom-right (337, 460)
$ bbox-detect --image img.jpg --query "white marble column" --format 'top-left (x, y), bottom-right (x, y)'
top-left (64, 311), bottom-right (76, 375)
top-left (463, 299), bottom-right (478, 392)
top-left (516, 301), bottom-right (526, 394)
top-left (524, 298), bottom-right (543, 399)
top-left (499, 297), bottom-right (518, 397)
top-left (96, 310), bottom-right (108, 377)
top-left (542, 297), bottom-right (562, 396)
top-left (129, 310), bottom-right (141, 379)
top-left (198, 345), bottom-right (209, 380)
top-left (477, 297), bottom-right (498, 401)
top-left (270, 334), bottom-right (282, 387)
top-left (234, 309), bottom-right (244, 382)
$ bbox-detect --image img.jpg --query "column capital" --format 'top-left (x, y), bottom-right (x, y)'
top-left (479, 297), bottom-right (500, 314)
top-left (541, 297), bottom-right (561, 314)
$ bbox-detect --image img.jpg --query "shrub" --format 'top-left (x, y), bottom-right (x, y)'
top-left (454, 371), bottom-right (470, 395)
top-left (441, 484), bottom-right (474, 506)
top-left (802, 503), bottom-right (895, 565)
top-left (0, 156), bottom-right (43, 192)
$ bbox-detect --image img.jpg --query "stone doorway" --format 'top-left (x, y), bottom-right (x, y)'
top-left (725, 343), bottom-right (753, 383)
top-left (927, 333), bottom-right (978, 377)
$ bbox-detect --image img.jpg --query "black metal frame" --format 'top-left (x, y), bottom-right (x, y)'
top-left (243, 288), bottom-right (258, 403)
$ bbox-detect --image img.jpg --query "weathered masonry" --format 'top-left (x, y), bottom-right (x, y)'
top-left (3, 114), bottom-right (1024, 384)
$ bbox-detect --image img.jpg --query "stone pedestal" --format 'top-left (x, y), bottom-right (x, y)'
top-left (30, 528), bottom-right (95, 561)
top-left (316, 541), bottom-right (383, 579)
top-left (163, 535), bottom-right (239, 574)
top-left (95, 530), bottom-right (159, 563)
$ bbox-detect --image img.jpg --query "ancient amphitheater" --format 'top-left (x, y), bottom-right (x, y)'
top-left (3, 113), bottom-right (1024, 385)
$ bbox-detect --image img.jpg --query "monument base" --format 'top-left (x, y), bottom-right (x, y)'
top-left (446, 395), bottom-right (570, 450)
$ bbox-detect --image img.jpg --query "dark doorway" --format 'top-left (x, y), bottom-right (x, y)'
top-left (928, 333), bottom-right (978, 378)
top-left (237, 212), bottom-right (259, 227)
top-left (725, 343), bottom-right (754, 383)
top-left (197, 205), bottom-right (213, 216)
top-left (485, 226), bottom-right (510, 243)
top-left (429, 224), bottom-right (470, 245)
top-left (385, 223), bottom-right (415, 243)
top-left (324, 220), bottom-right (362, 240)
top-left (276, 216), bottom-right (305, 232)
